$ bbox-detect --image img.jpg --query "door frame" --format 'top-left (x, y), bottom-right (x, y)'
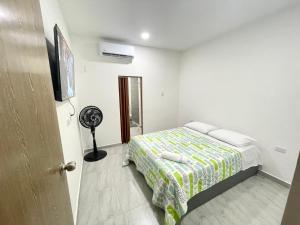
top-left (118, 75), bottom-right (144, 141)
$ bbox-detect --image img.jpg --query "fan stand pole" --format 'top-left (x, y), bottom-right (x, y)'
top-left (83, 126), bottom-right (107, 162)
top-left (91, 126), bottom-right (97, 154)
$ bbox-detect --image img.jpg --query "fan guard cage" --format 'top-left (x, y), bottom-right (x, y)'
top-left (79, 106), bottom-right (103, 129)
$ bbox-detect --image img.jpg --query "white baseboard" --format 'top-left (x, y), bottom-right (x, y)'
top-left (83, 142), bottom-right (122, 153)
top-left (259, 170), bottom-right (291, 188)
top-left (101, 142), bottom-right (122, 149)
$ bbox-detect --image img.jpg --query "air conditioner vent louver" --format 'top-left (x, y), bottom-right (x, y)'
top-left (99, 41), bottom-right (135, 63)
top-left (102, 52), bottom-right (133, 58)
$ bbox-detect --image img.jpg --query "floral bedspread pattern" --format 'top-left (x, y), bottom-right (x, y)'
top-left (128, 127), bottom-right (242, 225)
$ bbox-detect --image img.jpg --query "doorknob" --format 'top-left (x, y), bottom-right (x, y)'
top-left (60, 161), bottom-right (76, 174)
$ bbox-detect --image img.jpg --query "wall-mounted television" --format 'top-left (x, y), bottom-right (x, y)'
top-left (47, 24), bottom-right (75, 102)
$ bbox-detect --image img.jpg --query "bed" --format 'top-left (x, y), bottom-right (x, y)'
top-left (127, 127), bottom-right (262, 225)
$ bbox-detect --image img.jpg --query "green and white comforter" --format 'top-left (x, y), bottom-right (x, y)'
top-left (128, 127), bottom-right (242, 225)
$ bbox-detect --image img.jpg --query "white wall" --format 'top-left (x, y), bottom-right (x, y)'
top-left (179, 6), bottom-right (300, 183)
top-left (71, 36), bottom-right (180, 149)
top-left (39, 0), bottom-right (83, 222)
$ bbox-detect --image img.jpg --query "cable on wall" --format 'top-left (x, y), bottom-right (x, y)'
top-left (68, 99), bottom-right (75, 117)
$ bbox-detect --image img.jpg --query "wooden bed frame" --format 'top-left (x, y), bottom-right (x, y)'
top-left (178, 166), bottom-right (259, 224)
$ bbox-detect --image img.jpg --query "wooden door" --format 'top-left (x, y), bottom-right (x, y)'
top-left (281, 153), bottom-right (300, 225)
top-left (0, 0), bottom-right (74, 225)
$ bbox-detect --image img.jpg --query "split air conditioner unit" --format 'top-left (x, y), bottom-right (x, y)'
top-left (99, 41), bottom-right (135, 62)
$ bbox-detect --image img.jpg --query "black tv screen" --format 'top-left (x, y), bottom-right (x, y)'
top-left (52, 24), bottom-right (75, 101)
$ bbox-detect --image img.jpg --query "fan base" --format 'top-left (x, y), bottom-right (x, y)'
top-left (84, 150), bottom-right (107, 162)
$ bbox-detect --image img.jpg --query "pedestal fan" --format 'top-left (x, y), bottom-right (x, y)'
top-left (79, 106), bottom-right (107, 162)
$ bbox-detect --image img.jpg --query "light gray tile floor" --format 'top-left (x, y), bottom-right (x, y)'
top-left (77, 144), bottom-right (289, 225)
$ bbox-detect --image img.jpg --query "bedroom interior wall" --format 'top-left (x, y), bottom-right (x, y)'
top-left (178, 5), bottom-right (300, 183)
top-left (39, 0), bottom-right (83, 222)
top-left (71, 36), bottom-right (180, 149)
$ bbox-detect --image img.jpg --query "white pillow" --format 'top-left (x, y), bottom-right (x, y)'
top-left (208, 129), bottom-right (256, 147)
top-left (184, 122), bottom-right (218, 134)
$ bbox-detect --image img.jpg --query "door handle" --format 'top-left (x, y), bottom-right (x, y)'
top-left (60, 161), bottom-right (76, 174)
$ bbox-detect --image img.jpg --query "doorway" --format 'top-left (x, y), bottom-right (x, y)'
top-left (118, 76), bottom-right (143, 143)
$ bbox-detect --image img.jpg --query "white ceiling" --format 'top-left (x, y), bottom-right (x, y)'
top-left (59, 0), bottom-right (300, 50)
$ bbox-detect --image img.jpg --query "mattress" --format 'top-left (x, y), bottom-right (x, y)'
top-left (127, 127), bottom-right (261, 225)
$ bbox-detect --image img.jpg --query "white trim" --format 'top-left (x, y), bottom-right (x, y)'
top-left (259, 170), bottom-right (291, 188)
top-left (101, 142), bottom-right (122, 149)
top-left (83, 142), bottom-right (122, 153)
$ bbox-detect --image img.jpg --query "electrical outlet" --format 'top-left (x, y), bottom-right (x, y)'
top-left (274, 146), bottom-right (287, 154)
